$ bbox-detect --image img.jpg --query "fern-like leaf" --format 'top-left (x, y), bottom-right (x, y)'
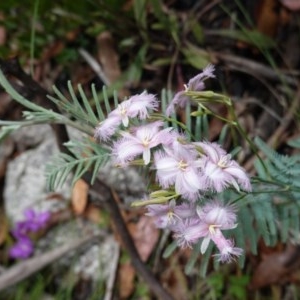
top-left (48, 82), bottom-right (116, 129)
top-left (45, 138), bottom-right (110, 190)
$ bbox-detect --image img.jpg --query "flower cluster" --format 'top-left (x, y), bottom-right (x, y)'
top-left (9, 209), bottom-right (50, 259)
top-left (95, 65), bottom-right (251, 263)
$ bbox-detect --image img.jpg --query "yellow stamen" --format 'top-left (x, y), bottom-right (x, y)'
top-left (142, 137), bottom-right (150, 147)
top-left (178, 160), bottom-right (188, 171)
top-left (217, 155), bottom-right (230, 168)
top-left (208, 224), bottom-right (221, 235)
top-left (118, 104), bottom-right (127, 116)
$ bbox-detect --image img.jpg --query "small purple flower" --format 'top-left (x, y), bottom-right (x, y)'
top-left (23, 209), bottom-right (51, 232)
top-left (112, 121), bottom-right (172, 165)
top-left (11, 209), bottom-right (50, 239)
top-left (9, 209), bottom-right (51, 260)
top-left (95, 92), bottom-right (159, 140)
top-left (197, 142), bottom-right (251, 192)
top-left (9, 237), bottom-right (34, 259)
top-left (11, 221), bottom-right (30, 239)
top-left (166, 64), bottom-right (215, 116)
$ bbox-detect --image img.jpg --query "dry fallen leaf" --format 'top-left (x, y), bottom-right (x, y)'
top-left (83, 203), bottom-right (102, 224)
top-left (0, 210), bottom-right (8, 246)
top-left (250, 244), bottom-right (300, 289)
top-left (160, 255), bottom-right (189, 300)
top-left (71, 179), bottom-right (89, 215)
top-left (128, 215), bottom-right (160, 262)
top-left (97, 31), bottom-right (130, 99)
top-left (280, 0), bottom-right (300, 10)
top-left (118, 261), bottom-right (136, 299)
top-left (255, 0), bottom-right (280, 38)
top-left (0, 12), bottom-right (6, 46)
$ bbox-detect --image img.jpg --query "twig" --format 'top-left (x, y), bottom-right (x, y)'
top-left (212, 51), bottom-right (298, 86)
top-left (244, 83), bottom-right (300, 173)
top-left (0, 233), bottom-right (102, 291)
top-left (0, 57), bottom-right (71, 156)
top-left (104, 242), bottom-right (120, 300)
top-left (78, 48), bottom-right (110, 85)
top-left (85, 174), bottom-right (174, 300)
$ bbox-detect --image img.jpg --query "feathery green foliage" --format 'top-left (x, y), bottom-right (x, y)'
top-left (37, 80), bottom-right (115, 190)
top-left (45, 138), bottom-right (110, 190)
top-left (232, 137), bottom-right (300, 259)
top-left (48, 82), bottom-right (114, 134)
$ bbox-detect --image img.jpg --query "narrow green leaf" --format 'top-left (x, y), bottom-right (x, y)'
top-left (181, 43), bottom-right (211, 69)
top-left (185, 241), bottom-right (201, 274)
top-left (92, 83), bottom-right (105, 121)
top-left (239, 205), bottom-right (257, 255)
top-left (67, 81), bottom-right (85, 114)
top-left (185, 102), bottom-right (191, 139)
top-left (102, 86), bottom-right (111, 114)
top-left (113, 90), bottom-right (119, 107)
top-left (163, 240), bottom-right (178, 258)
top-left (0, 125), bottom-right (21, 141)
top-left (199, 243), bottom-right (213, 278)
top-left (78, 84), bottom-right (98, 125)
top-left (52, 85), bottom-right (69, 103)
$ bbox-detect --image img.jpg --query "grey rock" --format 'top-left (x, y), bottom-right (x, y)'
top-left (4, 125), bottom-right (70, 222)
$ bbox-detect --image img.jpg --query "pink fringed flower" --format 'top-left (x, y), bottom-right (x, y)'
top-left (112, 121), bottom-right (172, 166)
top-left (146, 200), bottom-right (179, 229)
top-left (186, 64), bottom-right (215, 91)
top-left (163, 131), bottom-right (195, 158)
top-left (166, 64), bottom-right (215, 116)
top-left (197, 141), bottom-right (251, 192)
top-left (146, 200), bottom-right (198, 230)
top-left (94, 114), bottom-right (121, 141)
top-left (196, 201), bottom-right (237, 235)
top-left (95, 92), bottom-right (159, 140)
top-left (211, 230), bottom-right (243, 263)
top-left (173, 218), bottom-right (205, 248)
top-left (129, 92), bottom-right (159, 119)
top-left (154, 147), bottom-right (204, 201)
top-left (196, 201), bottom-right (243, 262)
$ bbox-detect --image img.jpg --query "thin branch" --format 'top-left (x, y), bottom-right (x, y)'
top-left (104, 242), bottom-right (120, 300)
top-left (78, 48), bottom-right (110, 85)
top-left (0, 57), bottom-right (71, 156)
top-left (244, 83), bottom-right (300, 172)
top-left (212, 51), bottom-right (298, 86)
top-left (86, 174), bottom-right (174, 300)
top-left (0, 233), bottom-right (102, 291)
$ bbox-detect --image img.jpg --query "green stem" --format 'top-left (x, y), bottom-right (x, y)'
top-left (226, 98), bottom-right (269, 174)
top-left (151, 113), bottom-right (194, 138)
top-left (0, 69), bottom-right (60, 119)
top-left (30, 0), bottom-right (40, 75)
top-left (131, 194), bottom-right (179, 207)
